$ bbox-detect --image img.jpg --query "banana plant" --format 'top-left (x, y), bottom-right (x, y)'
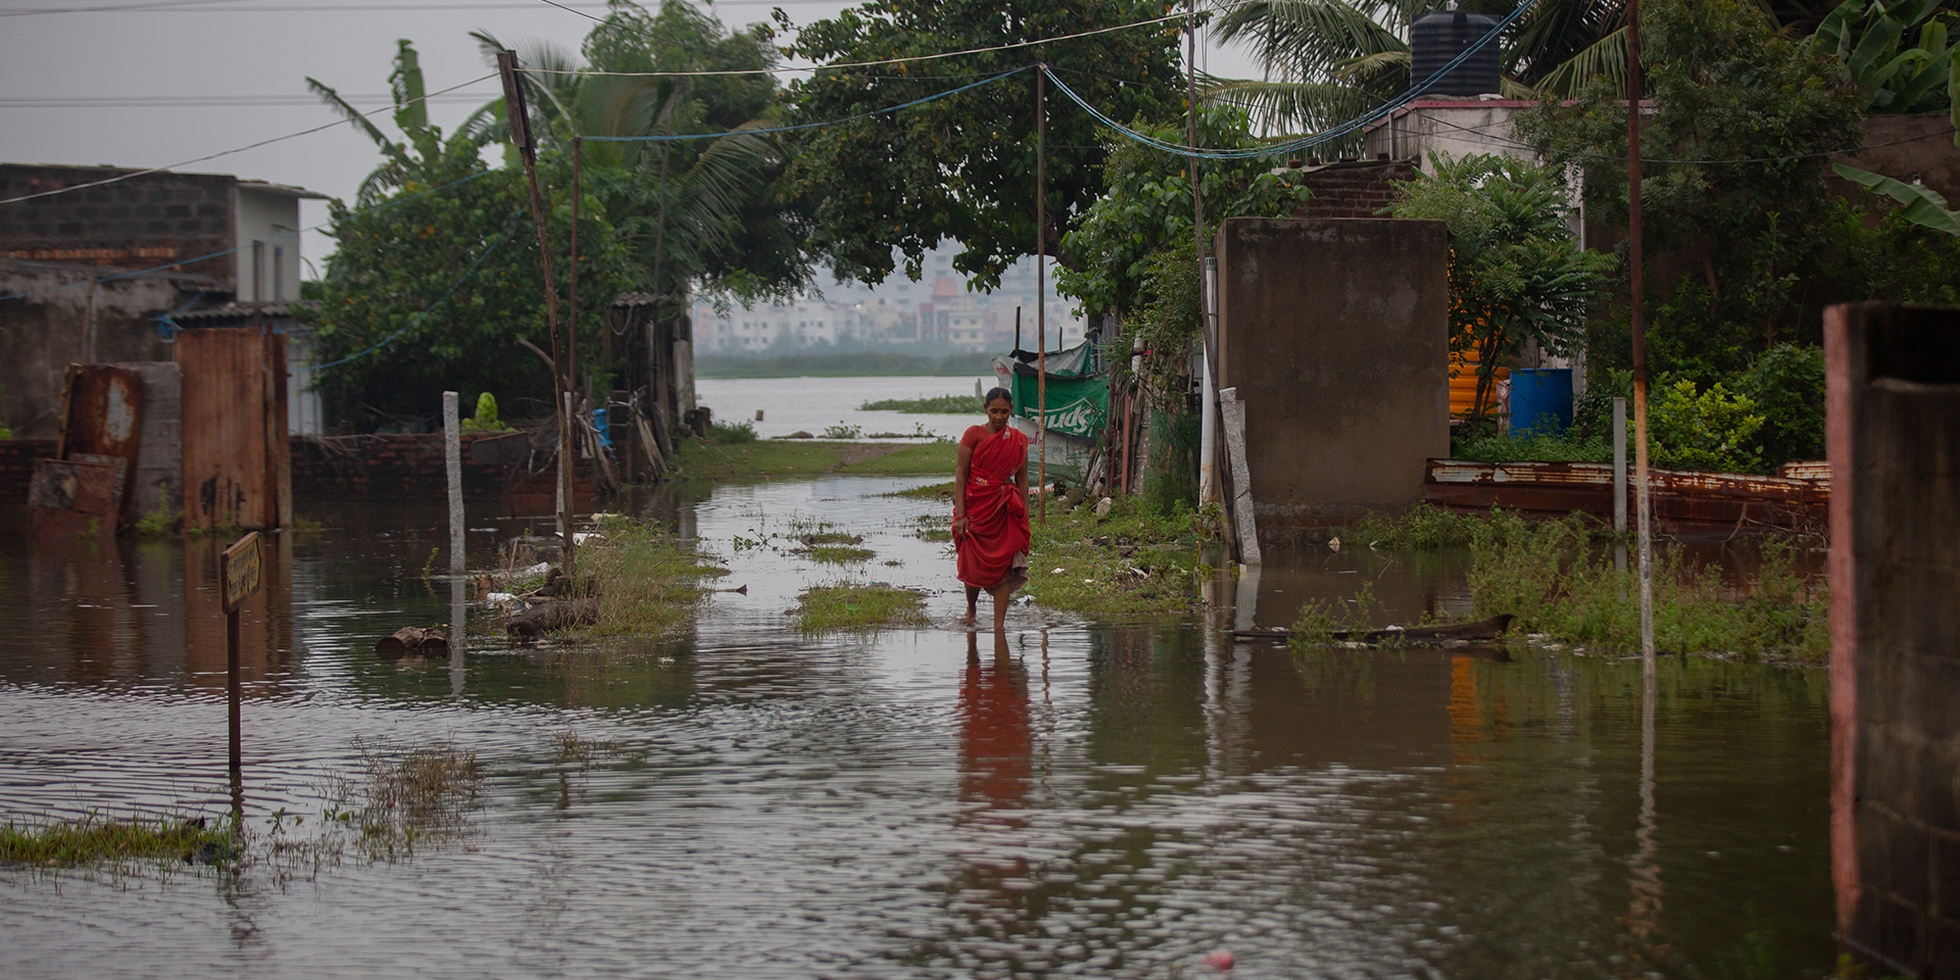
top-left (1833, 162), bottom-right (1960, 233)
top-left (1810, 0), bottom-right (1958, 114)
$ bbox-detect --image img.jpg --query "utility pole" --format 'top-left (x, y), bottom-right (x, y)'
top-left (1036, 64), bottom-right (1048, 524)
top-left (498, 50), bottom-right (575, 574)
top-left (1626, 0), bottom-right (1654, 669)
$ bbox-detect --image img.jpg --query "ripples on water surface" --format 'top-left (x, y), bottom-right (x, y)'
top-left (0, 475), bottom-right (1832, 978)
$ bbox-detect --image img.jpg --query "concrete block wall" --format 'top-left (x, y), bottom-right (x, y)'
top-left (289, 433), bottom-right (597, 512)
top-left (0, 165), bottom-right (236, 287)
top-left (1827, 302), bottom-right (1960, 978)
top-left (0, 438), bottom-right (57, 505)
top-left (1215, 217), bottom-right (1451, 536)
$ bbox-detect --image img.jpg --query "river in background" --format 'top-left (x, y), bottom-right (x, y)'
top-left (0, 377), bottom-right (1835, 979)
top-left (696, 375), bottom-right (995, 441)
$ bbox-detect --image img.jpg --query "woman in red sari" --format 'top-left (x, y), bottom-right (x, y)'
top-left (954, 388), bottom-right (1031, 633)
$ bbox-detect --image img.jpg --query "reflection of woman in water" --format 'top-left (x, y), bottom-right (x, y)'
top-left (954, 388), bottom-right (1031, 633)
top-left (953, 631), bottom-right (1035, 927)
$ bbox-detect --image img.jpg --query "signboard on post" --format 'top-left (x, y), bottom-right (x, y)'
top-left (221, 532), bottom-right (261, 613)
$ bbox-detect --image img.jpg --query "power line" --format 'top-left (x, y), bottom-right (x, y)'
top-left (580, 65), bottom-right (1027, 142)
top-left (0, 93), bottom-right (490, 108)
top-left (526, 7), bottom-right (1191, 76)
top-left (0, 0), bottom-right (851, 11)
top-left (0, 72), bottom-right (499, 206)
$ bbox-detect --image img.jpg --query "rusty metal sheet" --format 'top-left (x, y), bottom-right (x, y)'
top-left (1425, 458), bottom-right (1830, 533)
top-left (61, 365), bottom-right (145, 526)
top-left (177, 329), bottom-right (283, 530)
top-left (27, 457), bottom-right (121, 536)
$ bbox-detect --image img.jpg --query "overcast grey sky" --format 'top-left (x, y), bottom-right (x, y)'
top-left (0, 0), bottom-right (1259, 277)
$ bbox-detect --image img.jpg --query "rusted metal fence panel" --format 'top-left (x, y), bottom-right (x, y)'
top-left (60, 364), bottom-right (145, 526)
top-left (1424, 458), bottom-right (1829, 533)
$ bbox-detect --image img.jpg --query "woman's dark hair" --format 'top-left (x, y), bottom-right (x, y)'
top-left (983, 387), bottom-right (1013, 407)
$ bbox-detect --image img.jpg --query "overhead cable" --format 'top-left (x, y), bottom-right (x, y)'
top-left (0, 72), bottom-right (500, 206)
top-left (523, 8), bottom-right (1190, 77)
top-left (580, 66), bottom-right (1027, 142)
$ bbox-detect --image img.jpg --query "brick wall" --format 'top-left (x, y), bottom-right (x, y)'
top-left (1293, 160), bottom-right (1418, 220)
top-left (0, 439), bottom-right (57, 505)
top-left (291, 433), bottom-right (596, 510)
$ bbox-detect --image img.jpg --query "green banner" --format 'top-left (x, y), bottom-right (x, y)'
top-left (1010, 374), bottom-right (1108, 441)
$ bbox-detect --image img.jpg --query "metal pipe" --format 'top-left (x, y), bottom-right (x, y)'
top-left (1199, 257), bottom-right (1220, 504)
top-left (1613, 396), bottom-right (1627, 533)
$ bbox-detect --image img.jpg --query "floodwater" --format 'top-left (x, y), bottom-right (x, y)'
top-left (697, 374), bottom-right (994, 441)
top-left (1, 473), bottom-right (1833, 976)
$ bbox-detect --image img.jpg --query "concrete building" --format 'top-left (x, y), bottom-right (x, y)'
top-left (691, 298), bottom-right (864, 353)
top-left (0, 164), bottom-right (326, 437)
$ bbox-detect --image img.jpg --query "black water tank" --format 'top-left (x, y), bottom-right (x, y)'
top-left (1408, 8), bottom-right (1502, 97)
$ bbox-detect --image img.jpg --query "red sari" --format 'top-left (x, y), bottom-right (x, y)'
top-left (956, 423), bottom-right (1031, 590)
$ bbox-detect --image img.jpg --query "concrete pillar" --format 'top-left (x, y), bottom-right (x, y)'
top-left (1827, 302), bottom-right (1960, 977)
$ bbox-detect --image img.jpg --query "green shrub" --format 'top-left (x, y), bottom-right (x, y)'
top-left (1649, 378), bottom-right (1765, 473)
top-left (460, 392), bottom-right (507, 433)
top-left (706, 419), bottom-right (757, 444)
top-left (1736, 344), bottom-right (1825, 467)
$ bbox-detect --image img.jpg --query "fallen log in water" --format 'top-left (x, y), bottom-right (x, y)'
top-left (376, 627), bottom-right (449, 656)
top-left (1231, 613), bottom-right (1515, 645)
top-left (506, 598), bottom-right (600, 638)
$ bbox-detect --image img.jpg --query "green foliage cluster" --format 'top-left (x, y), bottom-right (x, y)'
top-left (1809, 0), bottom-right (1960, 115)
top-left (785, 0), bottom-right (1183, 289)
top-left (1456, 345), bottom-right (1825, 473)
top-left (860, 394), bottom-right (976, 414)
top-left (1388, 153), bottom-right (1616, 423)
top-left (305, 2), bottom-right (807, 428)
top-left (1461, 512), bottom-right (1829, 662)
top-left (1521, 0), bottom-right (1864, 366)
top-left (705, 418), bottom-right (758, 444)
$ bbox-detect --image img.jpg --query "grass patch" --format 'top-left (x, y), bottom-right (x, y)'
top-left (860, 394), bottom-right (977, 414)
top-left (1346, 503), bottom-right (1492, 550)
top-left (884, 480), bottom-right (954, 499)
top-left (1346, 508), bottom-right (1829, 662)
top-left (1, 812), bottom-right (228, 868)
top-left (836, 441), bottom-right (955, 475)
top-left (572, 517), bottom-right (721, 636)
top-left (1022, 494), bottom-right (1204, 617)
top-left (791, 584), bottom-right (929, 634)
top-left (807, 545), bottom-right (876, 564)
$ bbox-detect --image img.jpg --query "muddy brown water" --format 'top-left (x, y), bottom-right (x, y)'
top-left (0, 475), bottom-right (1832, 978)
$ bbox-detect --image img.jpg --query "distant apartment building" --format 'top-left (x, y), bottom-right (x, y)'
top-left (692, 298), bottom-right (864, 353)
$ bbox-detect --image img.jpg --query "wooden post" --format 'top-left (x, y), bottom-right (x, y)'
top-left (498, 50), bottom-right (574, 574)
top-left (1613, 396), bottom-right (1628, 533)
top-left (1219, 387), bottom-right (1261, 566)
top-left (444, 391), bottom-right (464, 576)
top-left (220, 531), bottom-right (261, 828)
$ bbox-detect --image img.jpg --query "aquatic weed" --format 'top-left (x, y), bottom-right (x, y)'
top-left (0, 811), bottom-right (229, 870)
top-left (790, 584), bottom-right (929, 634)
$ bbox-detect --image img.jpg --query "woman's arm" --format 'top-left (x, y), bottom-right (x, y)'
top-left (953, 439), bottom-right (974, 539)
top-left (1014, 456), bottom-right (1029, 521)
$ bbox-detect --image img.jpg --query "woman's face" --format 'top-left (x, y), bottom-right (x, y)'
top-left (986, 398), bottom-right (1013, 427)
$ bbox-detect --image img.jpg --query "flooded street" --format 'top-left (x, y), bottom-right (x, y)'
top-left (1, 470), bottom-right (1833, 978)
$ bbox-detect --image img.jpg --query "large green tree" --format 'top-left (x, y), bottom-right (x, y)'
top-left (304, 41), bottom-right (633, 427)
top-left (783, 0), bottom-right (1184, 289)
top-left (1516, 0), bottom-right (1864, 381)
